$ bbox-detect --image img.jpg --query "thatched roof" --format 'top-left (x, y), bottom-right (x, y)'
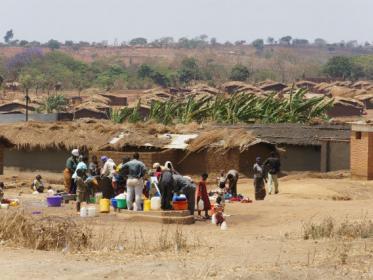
top-left (240, 123), bottom-right (350, 146)
top-left (0, 120), bottom-right (121, 151)
top-left (186, 128), bottom-right (270, 153)
top-left (221, 82), bottom-right (262, 94)
top-left (0, 135), bottom-right (14, 148)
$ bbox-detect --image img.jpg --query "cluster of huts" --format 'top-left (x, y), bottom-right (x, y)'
top-left (0, 92), bottom-right (128, 122)
top-left (1, 80), bottom-right (373, 123)
top-left (0, 120), bottom-right (350, 177)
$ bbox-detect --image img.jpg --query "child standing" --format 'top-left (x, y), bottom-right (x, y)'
top-left (76, 169), bottom-right (89, 212)
top-left (32, 175), bottom-right (44, 193)
top-left (196, 173), bottom-right (211, 219)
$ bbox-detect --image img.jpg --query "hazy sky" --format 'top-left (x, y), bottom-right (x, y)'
top-left (0, 0), bottom-right (372, 44)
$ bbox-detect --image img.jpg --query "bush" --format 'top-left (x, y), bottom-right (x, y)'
top-left (230, 64), bottom-right (250, 81)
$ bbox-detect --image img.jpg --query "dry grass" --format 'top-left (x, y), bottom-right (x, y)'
top-left (90, 224), bottom-right (200, 254)
top-left (0, 210), bottom-right (91, 251)
top-left (303, 216), bottom-right (373, 240)
top-left (187, 128), bottom-right (256, 153)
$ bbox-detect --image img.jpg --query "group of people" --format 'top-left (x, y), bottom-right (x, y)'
top-left (252, 152), bottom-right (281, 200)
top-left (62, 148), bottom-right (280, 214)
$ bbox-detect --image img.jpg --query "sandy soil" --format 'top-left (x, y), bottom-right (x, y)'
top-left (0, 172), bottom-right (373, 280)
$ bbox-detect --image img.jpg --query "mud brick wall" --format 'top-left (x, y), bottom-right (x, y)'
top-left (0, 146), bottom-right (3, 175)
top-left (206, 149), bottom-right (240, 178)
top-left (94, 151), bottom-right (154, 169)
top-left (350, 131), bottom-right (373, 179)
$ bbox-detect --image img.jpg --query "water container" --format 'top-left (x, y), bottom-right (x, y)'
top-left (99, 199), bottom-right (110, 213)
top-left (221, 221), bottom-right (228, 230)
top-left (87, 206), bottom-right (96, 217)
top-left (1, 204), bottom-right (9, 209)
top-left (95, 193), bottom-right (103, 204)
top-left (144, 199), bottom-right (151, 212)
top-left (197, 199), bottom-right (204, 211)
top-left (117, 199), bottom-right (127, 209)
top-left (211, 214), bottom-right (217, 225)
top-left (151, 197), bottom-right (161, 210)
top-left (80, 207), bottom-right (88, 217)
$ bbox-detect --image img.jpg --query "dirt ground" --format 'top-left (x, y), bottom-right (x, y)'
top-left (0, 171), bottom-right (373, 280)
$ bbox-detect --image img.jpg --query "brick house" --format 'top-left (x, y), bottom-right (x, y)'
top-left (350, 122), bottom-right (373, 180)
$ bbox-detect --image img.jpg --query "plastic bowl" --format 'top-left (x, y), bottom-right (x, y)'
top-left (116, 199), bottom-right (127, 209)
top-left (47, 196), bottom-right (63, 207)
top-left (172, 201), bottom-right (188, 211)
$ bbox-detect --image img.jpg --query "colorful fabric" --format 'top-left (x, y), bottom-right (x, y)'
top-left (66, 156), bottom-right (77, 172)
top-left (63, 168), bottom-right (72, 193)
top-left (196, 180), bottom-right (211, 210)
top-left (76, 177), bottom-right (88, 202)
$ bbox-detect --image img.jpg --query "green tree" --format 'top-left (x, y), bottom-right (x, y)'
top-left (4, 29), bottom-right (14, 43)
top-left (252, 39), bottom-right (264, 52)
top-left (47, 39), bottom-right (61, 50)
top-left (138, 64), bottom-right (154, 79)
top-left (38, 95), bottom-right (68, 113)
top-left (19, 40), bottom-right (28, 46)
top-left (178, 58), bottom-right (203, 84)
top-left (19, 73), bottom-right (33, 121)
top-left (230, 64), bottom-right (250, 81)
top-left (129, 37), bottom-right (147, 46)
top-left (267, 37), bottom-right (274, 44)
top-left (323, 56), bottom-right (363, 80)
top-left (279, 36), bottom-right (292, 45)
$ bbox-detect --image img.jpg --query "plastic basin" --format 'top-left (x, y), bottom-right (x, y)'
top-left (117, 199), bottom-right (127, 209)
top-left (172, 201), bottom-right (188, 211)
top-left (111, 198), bottom-right (117, 208)
top-left (47, 196), bottom-right (63, 207)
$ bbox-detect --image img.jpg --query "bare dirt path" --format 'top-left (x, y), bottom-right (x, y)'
top-left (1, 174), bottom-right (373, 279)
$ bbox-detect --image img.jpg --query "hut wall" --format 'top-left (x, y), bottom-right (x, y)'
top-left (4, 148), bottom-right (70, 172)
top-left (104, 95), bottom-right (128, 106)
top-left (74, 109), bottom-right (108, 120)
top-left (320, 140), bottom-right (350, 172)
top-left (0, 146), bottom-right (4, 175)
top-left (178, 151), bottom-right (208, 175)
top-left (206, 150), bottom-right (240, 176)
top-left (93, 150), bottom-right (179, 170)
top-left (239, 144), bottom-right (274, 177)
top-left (327, 103), bottom-right (363, 117)
top-left (280, 145), bottom-right (321, 172)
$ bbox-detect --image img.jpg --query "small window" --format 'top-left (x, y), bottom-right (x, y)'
top-left (355, 132), bottom-right (362, 140)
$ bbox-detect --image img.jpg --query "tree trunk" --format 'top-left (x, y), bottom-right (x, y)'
top-left (25, 89), bottom-right (29, 122)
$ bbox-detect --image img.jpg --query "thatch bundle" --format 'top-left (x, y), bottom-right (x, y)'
top-left (186, 128), bottom-right (257, 153)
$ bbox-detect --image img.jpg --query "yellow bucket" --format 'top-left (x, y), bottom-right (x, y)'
top-left (99, 199), bottom-right (110, 213)
top-left (144, 199), bottom-right (151, 212)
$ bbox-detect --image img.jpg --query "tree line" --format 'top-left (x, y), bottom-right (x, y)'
top-left (1, 47), bottom-right (373, 93)
top-left (2, 29), bottom-right (372, 51)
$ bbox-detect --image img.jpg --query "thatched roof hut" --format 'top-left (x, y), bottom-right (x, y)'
top-left (0, 101), bottom-right (36, 113)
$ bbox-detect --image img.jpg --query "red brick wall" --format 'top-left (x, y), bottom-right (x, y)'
top-left (350, 131), bottom-right (373, 179)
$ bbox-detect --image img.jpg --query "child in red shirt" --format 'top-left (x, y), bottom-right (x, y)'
top-left (196, 173), bottom-right (211, 219)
